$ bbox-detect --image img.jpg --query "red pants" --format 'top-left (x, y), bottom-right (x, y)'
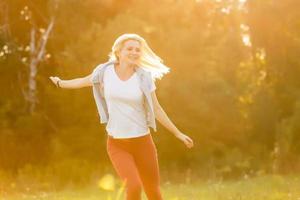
top-left (106, 134), bottom-right (163, 200)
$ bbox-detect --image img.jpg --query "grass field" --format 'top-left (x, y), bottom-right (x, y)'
top-left (1, 174), bottom-right (300, 200)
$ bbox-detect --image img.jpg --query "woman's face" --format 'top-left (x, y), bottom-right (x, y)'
top-left (117, 39), bottom-right (141, 65)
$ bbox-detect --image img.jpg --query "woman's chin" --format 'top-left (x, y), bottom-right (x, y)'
top-left (129, 60), bottom-right (139, 65)
top-left (121, 58), bottom-right (140, 66)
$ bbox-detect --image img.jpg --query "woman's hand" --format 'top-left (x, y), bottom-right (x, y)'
top-left (175, 132), bottom-right (194, 149)
top-left (49, 74), bottom-right (92, 89)
top-left (49, 76), bottom-right (61, 87)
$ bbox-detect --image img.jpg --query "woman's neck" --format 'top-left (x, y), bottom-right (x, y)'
top-left (115, 61), bottom-right (136, 73)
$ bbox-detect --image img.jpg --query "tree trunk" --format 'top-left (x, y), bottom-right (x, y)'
top-left (27, 17), bottom-right (55, 114)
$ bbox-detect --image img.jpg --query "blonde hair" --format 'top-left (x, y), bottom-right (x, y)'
top-left (108, 33), bottom-right (170, 80)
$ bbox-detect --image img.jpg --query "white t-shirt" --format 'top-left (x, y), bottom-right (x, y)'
top-left (103, 64), bottom-right (156, 138)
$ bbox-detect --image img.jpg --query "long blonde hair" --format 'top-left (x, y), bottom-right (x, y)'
top-left (108, 33), bottom-right (170, 80)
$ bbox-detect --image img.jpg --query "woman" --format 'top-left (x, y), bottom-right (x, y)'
top-left (49, 33), bottom-right (194, 200)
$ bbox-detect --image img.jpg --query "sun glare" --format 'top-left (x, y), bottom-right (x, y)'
top-left (242, 34), bottom-right (252, 47)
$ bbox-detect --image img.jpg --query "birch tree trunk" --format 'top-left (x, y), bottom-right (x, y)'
top-left (0, 1), bottom-right (11, 40)
top-left (27, 17), bottom-right (55, 114)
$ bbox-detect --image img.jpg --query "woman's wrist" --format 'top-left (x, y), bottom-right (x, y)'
top-left (56, 79), bottom-right (61, 88)
top-left (173, 130), bottom-right (182, 138)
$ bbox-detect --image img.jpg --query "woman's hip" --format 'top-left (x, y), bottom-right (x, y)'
top-left (106, 133), bottom-right (156, 155)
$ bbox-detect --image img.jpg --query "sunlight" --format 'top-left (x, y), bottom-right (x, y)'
top-left (97, 173), bottom-right (116, 191)
top-left (221, 7), bottom-right (231, 14)
top-left (238, 0), bottom-right (248, 9)
top-left (240, 24), bottom-right (250, 32)
top-left (242, 34), bottom-right (252, 47)
top-left (256, 48), bottom-right (266, 60)
top-left (2, 0), bottom-right (300, 199)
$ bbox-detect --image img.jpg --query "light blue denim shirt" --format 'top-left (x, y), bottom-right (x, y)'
top-left (91, 61), bottom-right (157, 132)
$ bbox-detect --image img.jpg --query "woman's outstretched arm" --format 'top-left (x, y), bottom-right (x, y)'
top-left (49, 73), bottom-right (93, 89)
top-left (151, 91), bottom-right (194, 149)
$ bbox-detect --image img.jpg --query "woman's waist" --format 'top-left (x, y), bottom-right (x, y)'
top-left (107, 131), bottom-right (151, 142)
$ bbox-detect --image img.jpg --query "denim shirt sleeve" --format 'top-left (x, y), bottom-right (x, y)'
top-left (140, 70), bottom-right (157, 132)
top-left (91, 63), bottom-right (109, 123)
top-left (148, 73), bottom-right (156, 92)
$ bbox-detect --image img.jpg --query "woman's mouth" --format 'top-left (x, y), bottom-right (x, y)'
top-left (128, 55), bottom-right (139, 59)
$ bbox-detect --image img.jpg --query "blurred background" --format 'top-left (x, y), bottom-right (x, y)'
top-left (1, 0), bottom-right (300, 191)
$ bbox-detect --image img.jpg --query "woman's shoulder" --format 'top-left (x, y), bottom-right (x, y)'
top-left (91, 61), bottom-right (115, 83)
top-left (135, 67), bottom-right (156, 89)
top-left (92, 61), bottom-right (115, 76)
top-left (94, 61), bottom-right (114, 71)
top-left (135, 66), bottom-right (152, 77)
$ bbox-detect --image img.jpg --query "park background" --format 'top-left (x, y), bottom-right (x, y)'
top-left (1, 0), bottom-right (300, 199)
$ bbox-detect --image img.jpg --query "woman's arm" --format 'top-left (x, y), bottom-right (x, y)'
top-left (151, 91), bottom-right (194, 148)
top-left (49, 73), bottom-right (93, 89)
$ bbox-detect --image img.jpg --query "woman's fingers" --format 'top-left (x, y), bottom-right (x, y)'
top-left (177, 133), bottom-right (194, 149)
top-left (187, 141), bottom-right (193, 148)
top-left (188, 137), bottom-right (194, 146)
top-left (49, 76), bottom-right (59, 85)
top-left (49, 76), bottom-right (54, 81)
top-left (184, 136), bottom-right (194, 148)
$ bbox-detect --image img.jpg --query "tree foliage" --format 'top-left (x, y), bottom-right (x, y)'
top-left (1, 0), bottom-right (300, 186)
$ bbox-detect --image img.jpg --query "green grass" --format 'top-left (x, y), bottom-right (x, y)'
top-left (1, 175), bottom-right (300, 200)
